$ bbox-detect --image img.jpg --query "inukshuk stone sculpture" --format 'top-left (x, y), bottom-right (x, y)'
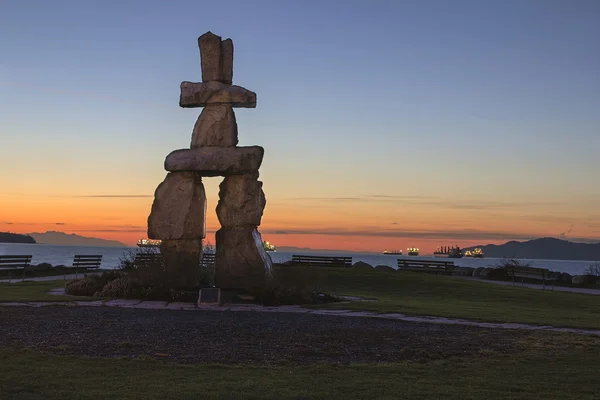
top-left (147, 31), bottom-right (272, 292)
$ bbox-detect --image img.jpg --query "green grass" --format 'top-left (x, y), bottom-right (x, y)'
top-left (298, 266), bottom-right (600, 329)
top-left (0, 281), bottom-right (95, 302)
top-left (0, 333), bottom-right (599, 399)
top-left (0, 268), bottom-right (108, 279)
top-left (3, 267), bottom-right (600, 330)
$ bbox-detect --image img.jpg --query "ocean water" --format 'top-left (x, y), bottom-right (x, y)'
top-left (0, 243), bottom-right (137, 268)
top-left (0, 243), bottom-right (597, 276)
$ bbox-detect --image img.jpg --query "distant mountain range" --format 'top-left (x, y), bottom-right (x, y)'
top-left (0, 232), bottom-right (36, 244)
top-left (463, 238), bottom-right (600, 261)
top-left (28, 231), bottom-right (127, 247)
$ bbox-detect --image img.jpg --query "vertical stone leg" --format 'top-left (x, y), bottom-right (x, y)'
top-left (214, 227), bottom-right (272, 292)
top-left (159, 239), bottom-right (203, 289)
top-left (214, 174), bottom-right (271, 292)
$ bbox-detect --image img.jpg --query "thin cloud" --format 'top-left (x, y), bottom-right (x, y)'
top-left (78, 229), bottom-right (147, 233)
top-left (74, 195), bottom-right (153, 198)
top-left (259, 227), bottom-right (566, 242)
top-left (108, 224), bottom-right (144, 229)
top-left (55, 223), bottom-right (66, 226)
top-left (288, 194), bottom-right (559, 211)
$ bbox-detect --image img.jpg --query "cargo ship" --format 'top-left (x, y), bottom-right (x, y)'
top-left (137, 239), bottom-right (161, 248)
top-left (464, 248), bottom-right (484, 258)
top-left (407, 247), bottom-right (419, 256)
top-left (383, 249), bottom-right (403, 255)
top-left (433, 246), bottom-right (463, 258)
top-left (263, 241), bottom-right (276, 252)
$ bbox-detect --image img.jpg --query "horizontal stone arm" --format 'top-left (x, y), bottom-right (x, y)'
top-left (180, 81), bottom-right (256, 108)
top-left (164, 146), bottom-right (264, 176)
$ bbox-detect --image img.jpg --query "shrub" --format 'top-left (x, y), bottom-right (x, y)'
top-left (97, 277), bottom-right (147, 299)
top-left (256, 266), bottom-right (341, 306)
top-left (65, 271), bottom-right (122, 296)
top-left (585, 262), bottom-right (600, 277)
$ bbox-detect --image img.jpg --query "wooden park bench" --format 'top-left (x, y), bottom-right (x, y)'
top-left (290, 255), bottom-right (352, 268)
top-left (133, 252), bottom-right (164, 269)
top-left (0, 255), bottom-right (32, 282)
top-left (505, 265), bottom-right (553, 290)
top-left (397, 259), bottom-right (455, 275)
top-left (200, 252), bottom-right (215, 269)
top-left (68, 255), bottom-right (103, 278)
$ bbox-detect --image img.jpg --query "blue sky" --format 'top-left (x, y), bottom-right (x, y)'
top-left (1, 0), bottom-right (599, 248)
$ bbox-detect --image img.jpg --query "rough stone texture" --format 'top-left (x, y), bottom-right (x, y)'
top-left (165, 146), bottom-right (264, 176)
top-left (191, 105), bottom-right (238, 148)
top-left (160, 239), bottom-right (203, 289)
top-left (214, 228), bottom-right (272, 292)
top-left (180, 81), bottom-right (256, 108)
top-left (216, 174), bottom-right (265, 228)
top-left (221, 39), bottom-right (233, 85)
top-left (147, 172), bottom-right (206, 240)
top-left (472, 267), bottom-right (485, 278)
top-left (198, 32), bottom-right (223, 82)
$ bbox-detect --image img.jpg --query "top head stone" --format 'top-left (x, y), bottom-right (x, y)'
top-left (198, 32), bottom-right (234, 84)
top-left (199, 32), bottom-right (223, 82)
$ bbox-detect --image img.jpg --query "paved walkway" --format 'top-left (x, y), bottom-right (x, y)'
top-left (0, 273), bottom-right (100, 284)
top-left (455, 276), bottom-right (600, 295)
top-left (2, 297), bottom-right (599, 337)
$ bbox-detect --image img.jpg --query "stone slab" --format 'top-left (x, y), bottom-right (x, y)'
top-left (147, 172), bottom-right (206, 240)
top-left (198, 32), bottom-right (223, 82)
top-left (131, 301), bottom-right (169, 309)
top-left (214, 227), bottom-right (273, 292)
top-left (221, 38), bottom-right (233, 85)
top-left (216, 174), bottom-right (265, 227)
top-left (159, 239), bottom-right (203, 288)
top-left (191, 105), bottom-right (238, 148)
top-left (104, 299), bottom-right (142, 307)
top-left (164, 146), bottom-right (264, 176)
top-left (198, 287), bottom-right (221, 305)
top-left (180, 81), bottom-right (256, 108)
top-left (166, 302), bottom-right (197, 310)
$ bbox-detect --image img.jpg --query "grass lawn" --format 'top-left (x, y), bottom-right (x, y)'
top-left (0, 281), bottom-right (95, 302)
top-left (294, 266), bottom-right (600, 329)
top-left (0, 268), bottom-right (109, 280)
top-left (2, 267), bottom-right (600, 329)
top-left (0, 333), bottom-right (599, 400)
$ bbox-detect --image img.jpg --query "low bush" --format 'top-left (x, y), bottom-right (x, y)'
top-left (585, 262), bottom-right (600, 277)
top-left (97, 277), bottom-right (147, 299)
top-left (256, 265), bottom-right (341, 306)
top-left (65, 271), bottom-right (122, 296)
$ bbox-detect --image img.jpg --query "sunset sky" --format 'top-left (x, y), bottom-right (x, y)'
top-left (1, 0), bottom-right (599, 252)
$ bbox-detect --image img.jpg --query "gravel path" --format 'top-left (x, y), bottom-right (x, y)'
top-left (0, 306), bottom-right (532, 364)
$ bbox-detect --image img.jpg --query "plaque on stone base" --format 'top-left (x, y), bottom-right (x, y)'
top-left (198, 287), bottom-right (221, 306)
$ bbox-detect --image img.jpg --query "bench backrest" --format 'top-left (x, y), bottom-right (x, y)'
top-left (505, 266), bottom-right (549, 279)
top-left (73, 255), bottom-right (103, 268)
top-left (133, 253), bottom-right (163, 268)
top-left (0, 255), bottom-right (32, 269)
top-left (291, 255), bottom-right (352, 267)
top-left (200, 253), bottom-right (215, 268)
top-left (397, 259), bottom-right (455, 269)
